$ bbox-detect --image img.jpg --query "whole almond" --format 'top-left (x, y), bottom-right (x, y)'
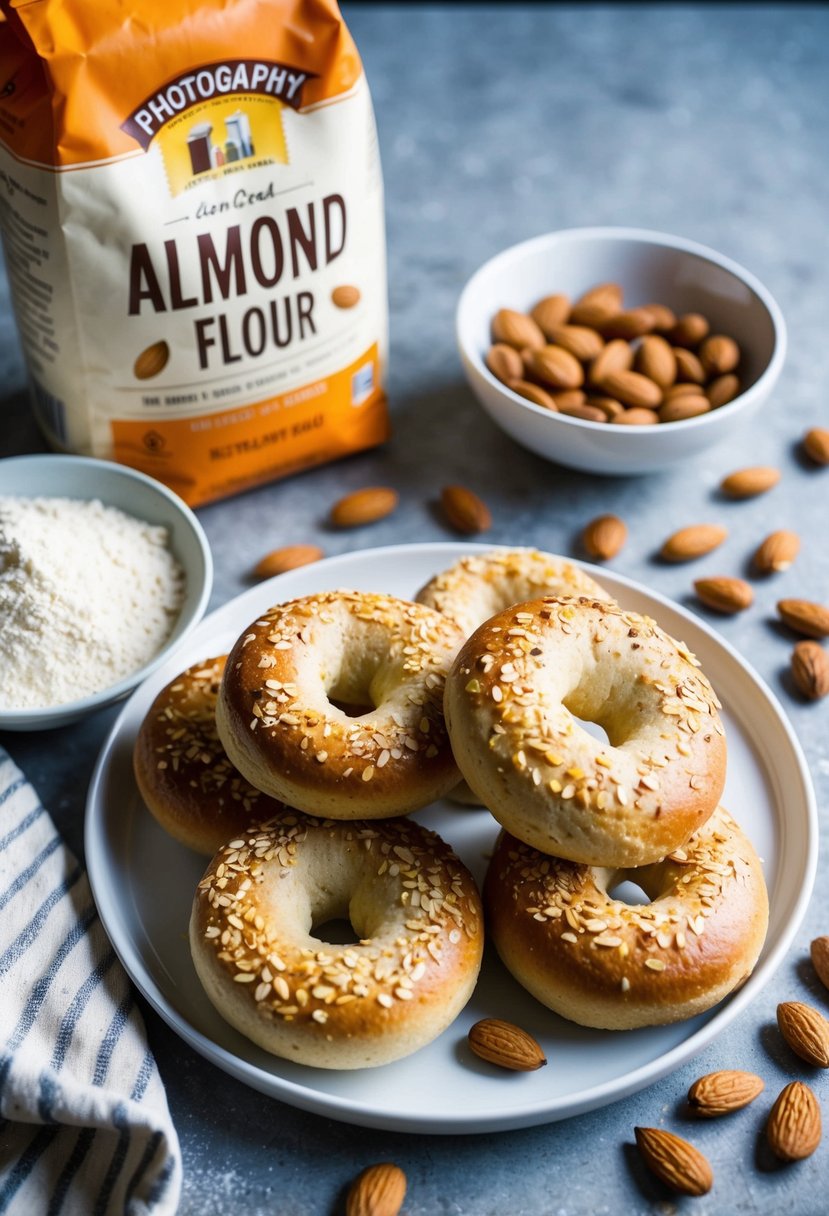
top-left (332, 284), bottom-right (361, 309)
top-left (803, 427), bottom-right (829, 465)
top-left (525, 344), bottom-right (585, 389)
top-left (635, 335), bottom-right (677, 390)
top-left (673, 347), bottom-right (706, 384)
top-left (777, 598), bottom-right (829, 638)
top-left (546, 324), bottom-right (605, 362)
top-left (551, 389), bottom-right (586, 409)
top-left (590, 338), bottom-right (634, 385)
top-left (688, 1070), bottom-right (765, 1117)
top-left (661, 523), bottom-right (728, 562)
top-left (346, 1163), bottom-right (407, 1216)
top-left (441, 484), bottom-right (492, 534)
top-left (792, 641), bottom-right (829, 701)
top-left (601, 370), bottom-right (662, 409)
top-left (530, 294), bottom-right (571, 337)
top-left (252, 544), bottom-right (323, 579)
top-left (559, 402), bottom-right (607, 423)
top-left (601, 307), bottom-right (655, 341)
top-left (509, 379), bottom-right (558, 410)
top-left (753, 530), bottom-right (800, 574)
top-left (486, 343), bottom-right (524, 383)
top-left (720, 466), bottom-right (781, 498)
top-left (644, 302), bottom-right (677, 332)
top-left (582, 514), bottom-right (627, 560)
top-left (569, 282), bottom-right (623, 328)
top-left (634, 1127), bottom-right (713, 1196)
top-left (707, 373), bottom-right (741, 409)
top-left (330, 487), bottom-right (398, 528)
top-left (588, 395), bottom-right (625, 420)
top-left (659, 395), bottom-right (711, 423)
top-left (492, 308), bottom-right (545, 350)
top-left (467, 1018), bottom-right (546, 1071)
top-left (669, 313), bottom-right (710, 348)
top-left (700, 334), bottom-right (740, 376)
top-left (777, 1001), bottom-right (829, 1067)
top-left (613, 407), bottom-right (660, 425)
top-left (694, 576), bottom-right (753, 613)
top-left (767, 1081), bottom-right (822, 1162)
top-left (133, 340), bottom-right (169, 380)
top-left (664, 382), bottom-right (706, 401)
top-left (811, 936), bottom-right (829, 990)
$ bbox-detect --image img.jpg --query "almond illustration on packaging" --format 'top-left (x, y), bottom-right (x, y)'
top-left (0, 0), bottom-right (390, 507)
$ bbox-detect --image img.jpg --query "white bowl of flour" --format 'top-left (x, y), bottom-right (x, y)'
top-left (0, 455), bottom-right (213, 730)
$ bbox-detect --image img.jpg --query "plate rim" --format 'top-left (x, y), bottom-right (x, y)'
top-left (84, 541), bottom-right (818, 1133)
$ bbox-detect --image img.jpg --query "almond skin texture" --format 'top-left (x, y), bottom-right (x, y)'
top-left (252, 545), bottom-right (323, 579)
top-left (569, 282), bottom-right (622, 328)
top-left (330, 487), bottom-right (399, 528)
top-left (441, 485), bottom-right (492, 535)
top-left (590, 338), bottom-right (634, 385)
top-left (492, 308), bottom-right (545, 350)
top-left (659, 395), bottom-right (711, 423)
top-left (588, 395), bottom-right (625, 420)
top-left (720, 466), bottom-right (781, 498)
top-left (331, 284), bottom-right (361, 309)
top-left (694, 576), bottom-right (753, 613)
top-left (688, 1070), bottom-right (765, 1117)
top-left (777, 1001), bottom-right (829, 1068)
top-left (644, 303), bottom-right (676, 332)
top-left (601, 307), bottom-right (655, 341)
top-left (810, 936), bottom-right (829, 990)
top-left (508, 379), bottom-right (559, 410)
top-left (582, 514), bottom-right (627, 560)
top-left (526, 344), bottom-right (585, 390)
top-left (546, 324), bottom-right (605, 362)
top-left (699, 334), bottom-right (740, 376)
top-left (665, 382), bottom-right (706, 401)
top-left (467, 1019), bottom-right (546, 1072)
top-left (803, 427), bottom-right (829, 465)
top-left (635, 335), bottom-right (677, 390)
top-left (600, 370), bottom-right (662, 409)
top-left (778, 598), bottom-right (829, 639)
top-left (346, 1163), bottom-right (407, 1216)
top-left (530, 294), bottom-right (571, 337)
top-left (767, 1082), bottom-right (822, 1162)
top-left (559, 402), bottom-right (607, 423)
top-left (793, 642), bottom-right (829, 701)
top-left (673, 347), bottom-right (706, 384)
top-left (134, 340), bottom-right (169, 380)
top-left (669, 313), bottom-right (710, 348)
top-left (661, 524), bottom-right (728, 562)
top-left (707, 373), bottom-right (741, 409)
top-left (613, 407), bottom-right (660, 426)
top-left (486, 343), bottom-right (524, 383)
top-left (634, 1127), bottom-right (713, 1196)
top-left (753, 530), bottom-right (800, 574)
top-left (551, 390), bottom-right (586, 410)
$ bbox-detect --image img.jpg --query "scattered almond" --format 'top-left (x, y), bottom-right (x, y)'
top-left (546, 324), bottom-right (604, 362)
top-left (720, 466), bottom-right (781, 498)
top-left (803, 427), bottom-right (829, 466)
top-left (766, 1081), bottom-right (822, 1162)
top-left (330, 487), bottom-right (398, 528)
top-left (485, 343), bottom-right (524, 383)
top-left (331, 284), bottom-right (361, 309)
top-left (601, 307), bottom-right (655, 341)
top-left (252, 544), bottom-right (323, 579)
top-left (795, 645), bottom-right (829, 701)
top-left (669, 313), bottom-right (710, 348)
top-left (694, 576), bottom-right (753, 613)
top-left (509, 378), bottom-right (558, 410)
top-left (753, 530), bottom-right (800, 574)
top-left (699, 334), bottom-right (740, 376)
top-left (600, 370), bottom-right (662, 409)
top-left (777, 1001), bottom-right (829, 1068)
top-left (492, 308), bottom-right (545, 350)
top-left (346, 1163), bottom-right (407, 1216)
top-left (706, 373), bottom-right (741, 409)
top-left (810, 936), bottom-right (829, 990)
top-left (467, 1018), bottom-right (547, 1071)
top-left (777, 598), bottom-right (829, 639)
top-left (687, 1070), bottom-right (764, 1117)
top-left (661, 523), bottom-right (727, 562)
top-left (582, 514), bottom-right (627, 560)
top-left (673, 347), bottom-right (706, 384)
top-left (613, 407), bottom-right (660, 425)
top-left (659, 395), bottom-right (711, 423)
top-left (440, 484), bottom-right (492, 534)
top-left (634, 1127), bottom-right (713, 1196)
top-left (635, 335), bottom-right (677, 390)
top-left (530, 294), bottom-right (571, 337)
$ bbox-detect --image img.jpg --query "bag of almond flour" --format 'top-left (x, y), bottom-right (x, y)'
top-left (0, 0), bottom-right (389, 506)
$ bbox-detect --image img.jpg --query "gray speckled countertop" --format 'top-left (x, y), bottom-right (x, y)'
top-left (2, 3), bottom-right (829, 1212)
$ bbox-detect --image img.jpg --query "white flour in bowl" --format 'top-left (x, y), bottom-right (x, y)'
top-left (0, 496), bottom-right (185, 709)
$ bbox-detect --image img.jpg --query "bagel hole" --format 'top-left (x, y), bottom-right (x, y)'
top-left (607, 880), bottom-right (651, 906)
top-left (311, 916), bottom-right (361, 946)
top-left (571, 717), bottom-right (611, 745)
top-left (328, 697), bottom-right (375, 718)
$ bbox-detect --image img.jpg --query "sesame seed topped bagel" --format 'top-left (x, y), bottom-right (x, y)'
top-left (190, 809), bottom-right (484, 1068)
top-left (216, 591), bottom-right (465, 819)
top-left (133, 655), bottom-right (285, 854)
top-left (485, 805), bottom-right (768, 1030)
top-left (444, 596), bottom-right (726, 867)
top-left (415, 548), bottom-right (612, 637)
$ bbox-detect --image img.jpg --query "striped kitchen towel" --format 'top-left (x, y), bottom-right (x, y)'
top-left (0, 746), bottom-right (181, 1215)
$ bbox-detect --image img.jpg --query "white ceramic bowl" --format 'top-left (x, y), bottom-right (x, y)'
top-left (0, 455), bottom-right (213, 730)
top-left (456, 227), bottom-right (786, 475)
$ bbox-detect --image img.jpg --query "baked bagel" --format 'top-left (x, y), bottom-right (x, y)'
top-left (485, 806), bottom-right (768, 1029)
top-left (216, 591), bottom-right (464, 819)
top-left (444, 596), bottom-right (726, 867)
top-left (190, 810), bottom-right (484, 1067)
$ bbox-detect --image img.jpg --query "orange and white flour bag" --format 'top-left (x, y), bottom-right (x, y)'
top-left (0, 0), bottom-right (389, 506)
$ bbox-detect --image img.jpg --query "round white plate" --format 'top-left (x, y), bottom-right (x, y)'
top-left (85, 543), bottom-right (816, 1133)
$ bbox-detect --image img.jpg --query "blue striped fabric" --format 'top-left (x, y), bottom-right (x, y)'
top-left (0, 748), bottom-right (181, 1215)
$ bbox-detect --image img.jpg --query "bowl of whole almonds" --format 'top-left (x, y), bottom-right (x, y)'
top-left (456, 227), bottom-right (785, 475)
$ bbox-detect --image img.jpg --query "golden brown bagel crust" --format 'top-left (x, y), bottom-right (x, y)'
top-left (485, 806), bottom-right (768, 1029)
top-left (133, 656), bottom-right (284, 854)
top-left (216, 591), bottom-right (464, 819)
top-left (190, 810), bottom-right (484, 1068)
top-left (444, 596), bottom-right (726, 867)
top-left (415, 548), bottom-right (612, 637)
